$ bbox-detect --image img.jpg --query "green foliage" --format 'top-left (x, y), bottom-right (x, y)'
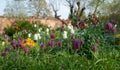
top-left (4, 20), bottom-right (34, 37)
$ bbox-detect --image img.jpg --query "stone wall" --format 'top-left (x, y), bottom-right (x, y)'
top-left (0, 16), bottom-right (63, 34)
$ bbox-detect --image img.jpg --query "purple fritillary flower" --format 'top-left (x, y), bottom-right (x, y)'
top-left (11, 40), bottom-right (17, 49)
top-left (51, 41), bottom-right (56, 47)
top-left (4, 47), bottom-right (11, 52)
top-left (79, 38), bottom-right (84, 44)
top-left (72, 39), bottom-right (81, 50)
top-left (41, 44), bottom-right (46, 49)
top-left (48, 41), bottom-right (52, 46)
top-left (105, 23), bottom-right (113, 30)
top-left (24, 48), bottom-right (30, 54)
top-left (92, 45), bottom-right (98, 52)
top-left (23, 29), bottom-right (27, 34)
top-left (110, 27), bottom-right (116, 34)
top-left (50, 34), bottom-right (55, 39)
top-left (58, 41), bottom-right (62, 47)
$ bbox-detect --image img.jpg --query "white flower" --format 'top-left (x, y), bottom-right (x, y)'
top-left (115, 24), bottom-right (117, 27)
top-left (64, 31), bottom-right (67, 34)
top-left (2, 42), bottom-right (5, 46)
top-left (46, 28), bottom-right (49, 33)
top-left (37, 33), bottom-right (41, 39)
top-left (63, 34), bottom-right (67, 39)
top-left (63, 31), bottom-right (68, 39)
top-left (28, 33), bottom-right (31, 37)
top-left (38, 28), bottom-right (42, 32)
top-left (34, 33), bottom-right (41, 40)
top-left (70, 29), bottom-right (75, 34)
top-left (68, 23), bottom-right (73, 30)
top-left (34, 24), bottom-right (37, 28)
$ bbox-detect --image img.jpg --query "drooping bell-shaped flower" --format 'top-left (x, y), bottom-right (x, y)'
top-left (34, 33), bottom-right (41, 40)
top-left (2, 41), bottom-right (5, 46)
top-left (23, 29), bottom-right (27, 34)
top-left (72, 39), bottom-right (81, 50)
top-left (34, 24), bottom-right (37, 28)
top-left (70, 29), bottom-right (75, 34)
top-left (28, 33), bottom-right (31, 38)
top-left (51, 41), bottom-right (56, 47)
top-left (38, 28), bottom-right (42, 32)
top-left (11, 39), bottom-right (17, 49)
top-left (63, 31), bottom-right (68, 39)
top-left (110, 27), bottom-right (116, 34)
top-left (80, 22), bottom-right (87, 29)
top-left (105, 23), bottom-right (113, 30)
top-left (41, 44), bottom-right (46, 49)
top-left (79, 38), bottom-right (84, 44)
top-left (92, 45), bottom-right (98, 52)
top-left (58, 41), bottom-right (62, 47)
top-left (50, 34), bottom-right (55, 39)
top-left (4, 47), bottom-right (11, 52)
top-left (24, 48), bottom-right (30, 54)
top-left (46, 28), bottom-right (49, 33)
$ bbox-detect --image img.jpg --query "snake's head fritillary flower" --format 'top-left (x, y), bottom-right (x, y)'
top-left (11, 40), bottom-right (17, 49)
top-left (72, 39), bottom-right (81, 50)
top-left (51, 41), bottom-right (56, 47)
top-left (2, 41), bottom-right (5, 46)
top-left (41, 44), bottom-right (46, 49)
top-left (50, 34), bottom-right (55, 39)
top-left (92, 45), bottom-right (98, 52)
top-left (79, 38), bottom-right (84, 44)
top-left (34, 24), bottom-right (37, 28)
top-left (23, 29), bottom-right (27, 34)
top-left (4, 47), bottom-right (11, 52)
top-left (105, 23), bottom-right (113, 30)
top-left (58, 41), bottom-right (62, 47)
top-left (80, 22), bottom-right (87, 29)
top-left (48, 41), bottom-right (51, 46)
top-left (110, 27), bottom-right (116, 34)
top-left (24, 48), bottom-right (30, 54)
top-left (28, 33), bottom-right (31, 38)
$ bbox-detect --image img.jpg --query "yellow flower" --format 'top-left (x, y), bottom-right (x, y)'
top-left (22, 38), bottom-right (37, 48)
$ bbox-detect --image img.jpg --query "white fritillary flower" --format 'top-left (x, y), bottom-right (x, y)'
top-left (2, 41), bottom-right (5, 46)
